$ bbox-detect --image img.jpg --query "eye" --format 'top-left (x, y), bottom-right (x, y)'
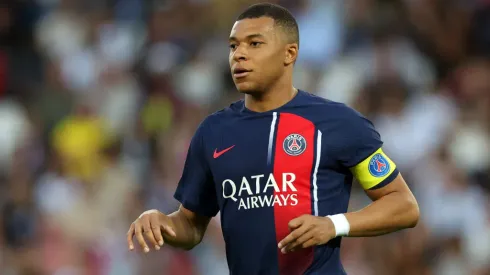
top-left (229, 44), bottom-right (237, 50)
top-left (250, 41), bottom-right (262, 47)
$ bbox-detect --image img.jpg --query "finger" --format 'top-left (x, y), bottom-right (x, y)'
top-left (143, 222), bottom-right (159, 250)
top-left (284, 231), bottom-right (315, 253)
top-left (288, 216), bottom-right (305, 230)
top-left (134, 223), bottom-right (149, 253)
top-left (127, 223), bottom-right (135, 250)
top-left (162, 225), bottom-right (177, 238)
top-left (299, 238), bottom-right (318, 249)
top-left (278, 224), bottom-right (309, 249)
top-left (150, 215), bottom-right (164, 248)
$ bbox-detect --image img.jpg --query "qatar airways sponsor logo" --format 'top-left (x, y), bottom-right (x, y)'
top-left (222, 173), bottom-right (299, 210)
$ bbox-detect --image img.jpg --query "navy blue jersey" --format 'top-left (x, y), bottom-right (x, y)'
top-left (174, 90), bottom-right (399, 275)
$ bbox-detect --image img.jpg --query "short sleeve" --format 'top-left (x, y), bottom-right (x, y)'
top-left (336, 108), bottom-right (399, 190)
top-left (174, 122), bottom-right (219, 217)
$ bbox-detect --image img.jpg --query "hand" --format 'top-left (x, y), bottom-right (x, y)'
top-left (277, 214), bottom-right (336, 254)
top-left (127, 209), bottom-right (177, 253)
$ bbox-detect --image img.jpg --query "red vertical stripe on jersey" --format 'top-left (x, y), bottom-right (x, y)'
top-left (273, 113), bottom-right (315, 275)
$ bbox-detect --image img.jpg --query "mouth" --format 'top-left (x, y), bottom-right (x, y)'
top-left (233, 68), bottom-right (251, 79)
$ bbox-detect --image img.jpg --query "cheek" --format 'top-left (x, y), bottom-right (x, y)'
top-left (228, 54), bottom-right (234, 68)
top-left (257, 52), bottom-right (282, 73)
top-left (263, 57), bottom-right (284, 79)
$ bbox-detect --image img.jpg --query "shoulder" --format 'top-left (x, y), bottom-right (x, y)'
top-left (300, 91), bottom-right (370, 127)
top-left (300, 92), bottom-right (381, 149)
top-left (303, 97), bottom-right (384, 167)
top-left (195, 99), bottom-right (244, 134)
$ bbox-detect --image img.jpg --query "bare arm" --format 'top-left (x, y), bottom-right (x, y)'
top-left (345, 173), bottom-right (420, 237)
top-left (127, 205), bottom-right (212, 252)
top-left (165, 205), bottom-right (212, 250)
top-left (277, 173), bottom-right (420, 253)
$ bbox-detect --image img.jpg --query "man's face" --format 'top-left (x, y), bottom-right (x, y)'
top-left (228, 17), bottom-right (287, 94)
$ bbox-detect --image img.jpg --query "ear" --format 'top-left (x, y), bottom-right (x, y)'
top-left (284, 43), bottom-right (298, 66)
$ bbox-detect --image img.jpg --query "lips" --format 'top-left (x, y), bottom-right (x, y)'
top-left (233, 67), bottom-right (251, 78)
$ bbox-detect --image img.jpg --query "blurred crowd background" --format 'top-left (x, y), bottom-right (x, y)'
top-left (0, 0), bottom-right (490, 274)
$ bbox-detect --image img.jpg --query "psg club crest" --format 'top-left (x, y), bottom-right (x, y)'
top-left (283, 134), bottom-right (307, 156)
top-left (368, 153), bottom-right (390, 177)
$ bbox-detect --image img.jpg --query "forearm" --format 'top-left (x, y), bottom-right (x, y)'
top-left (164, 209), bottom-right (208, 250)
top-left (344, 191), bottom-right (419, 237)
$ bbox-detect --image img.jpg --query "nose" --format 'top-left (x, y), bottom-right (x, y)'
top-left (232, 45), bottom-right (248, 62)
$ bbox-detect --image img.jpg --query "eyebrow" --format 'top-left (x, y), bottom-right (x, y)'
top-left (229, 33), bottom-right (266, 42)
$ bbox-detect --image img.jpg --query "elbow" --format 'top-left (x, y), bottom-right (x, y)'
top-left (182, 230), bottom-right (205, 251)
top-left (181, 238), bottom-right (203, 251)
top-left (404, 196), bottom-right (420, 228)
top-left (182, 243), bottom-right (199, 251)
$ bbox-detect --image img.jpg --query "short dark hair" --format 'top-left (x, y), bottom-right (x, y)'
top-left (236, 3), bottom-right (299, 47)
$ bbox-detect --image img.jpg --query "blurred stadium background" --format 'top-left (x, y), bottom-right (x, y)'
top-left (0, 0), bottom-right (490, 274)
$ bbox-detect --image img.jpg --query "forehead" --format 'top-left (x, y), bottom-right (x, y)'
top-left (229, 17), bottom-right (276, 39)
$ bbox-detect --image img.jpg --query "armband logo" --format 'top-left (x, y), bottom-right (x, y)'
top-left (368, 153), bottom-right (390, 177)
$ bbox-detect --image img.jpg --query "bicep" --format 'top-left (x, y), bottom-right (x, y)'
top-left (332, 105), bottom-right (400, 191)
top-left (349, 148), bottom-right (399, 190)
top-left (334, 107), bottom-right (384, 169)
top-left (364, 173), bottom-right (413, 202)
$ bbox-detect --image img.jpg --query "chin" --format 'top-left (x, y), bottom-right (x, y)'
top-left (235, 81), bottom-right (259, 94)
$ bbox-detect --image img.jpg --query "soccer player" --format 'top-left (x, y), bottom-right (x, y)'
top-left (127, 3), bottom-right (420, 275)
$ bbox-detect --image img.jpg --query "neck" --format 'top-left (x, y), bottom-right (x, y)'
top-left (244, 72), bottom-right (297, 113)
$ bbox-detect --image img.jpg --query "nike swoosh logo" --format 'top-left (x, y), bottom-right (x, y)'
top-left (213, 145), bottom-right (235, 159)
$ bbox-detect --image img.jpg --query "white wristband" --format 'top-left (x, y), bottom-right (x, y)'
top-left (327, 214), bottom-right (350, 237)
